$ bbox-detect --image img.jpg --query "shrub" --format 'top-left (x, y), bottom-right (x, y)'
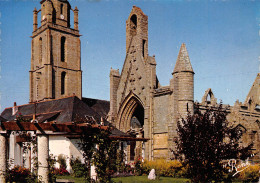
top-left (47, 154), bottom-right (57, 182)
top-left (57, 154), bottom-right (67, 169)
top-left (238, 164), bottom-right (260, 182)
top-left (53, 167), bottom-right (70, 176)
top-left (116, 149), bottom-right (126, 173)
top-left (134, 156), bottom-right (143, 176)
top-left (142, 159), bottom-right (186, 178)
top-left (7, 165), bottom-right (31, 182)
top-left (70, 157), bottom-right (85, 177)
top-left (125, 163), bottom-right (134, 174)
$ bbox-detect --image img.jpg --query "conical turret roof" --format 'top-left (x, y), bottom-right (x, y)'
top-left (244, 73), bottom-right (260, 105)
top-left (172, 43), bottom-right (194, 74)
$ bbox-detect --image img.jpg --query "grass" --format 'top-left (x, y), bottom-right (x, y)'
top-left (113, 176), bottom-right (190, 183)
top-left (56, 175), bottom-right (190, 183)
top-left (56, 175), bottom-right (85, 183)
top-left (56, 175), bottom-right (244, 183)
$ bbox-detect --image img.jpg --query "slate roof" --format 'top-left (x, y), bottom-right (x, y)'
top-left (1, 96), bottom-right (105, 124)
top-left (173, 43), bottom-right (194, 74)
top-left (0, 96), bottom-right (132, 138)
top-left (82, 97), bottom-right (110, 120)
top-left (0, 116), bottom-right (7, 122)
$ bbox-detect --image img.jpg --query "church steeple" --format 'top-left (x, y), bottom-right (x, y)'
top-left (30, 1), bottom-right (82, 103)
top-left (172, 43), bottom-right (194, 74)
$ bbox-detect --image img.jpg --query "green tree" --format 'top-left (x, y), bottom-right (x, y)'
top-left (173, 105), bottom-right (253, 183)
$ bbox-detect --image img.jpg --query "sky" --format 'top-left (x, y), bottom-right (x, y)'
top-left (0, 0), bottom-right (259, 112)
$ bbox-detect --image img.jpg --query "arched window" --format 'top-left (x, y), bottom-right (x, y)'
top-left (206, 94), bottom-right (211, 103)
top-left (61, 36), bottom-right (66, 62)
top-left (130, 14), bottom-right (137, 28)
top-left (61, 72), bottom-right (66, 95)
top-left (39, 37), bottom-right (42, 64)
top-left (130, 14), bottom-right (137, 35)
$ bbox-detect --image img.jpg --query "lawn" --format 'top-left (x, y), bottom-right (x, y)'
top-left (56, 175), bottom-right (244, 183)
top-left (113, 176), bottom-right (190, 183)
top-left (56, 175), bottom-right (190, 183)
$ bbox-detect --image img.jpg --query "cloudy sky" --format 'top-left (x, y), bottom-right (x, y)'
top-left (0, 0), bottom-right (259, 112)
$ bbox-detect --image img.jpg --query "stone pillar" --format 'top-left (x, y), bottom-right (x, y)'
top-left (33, 8), bottom-right (38, 31)
top-left (144, 107), bottom-right (151, 160)
top-left (135, 130), bottom-right (143, 158)
top-left (74, 7), bottom-right (79, 30)
top-left (90, 164), bottom-right (97, 181)
top-left (0, 133), bottom-right (7, 183)
top-left (37, 134), bottom-right (49, 183)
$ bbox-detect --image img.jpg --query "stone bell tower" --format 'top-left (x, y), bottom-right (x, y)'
top-left (29, 0), bottom-right (82, 102)
top-left (126, 6), bottom-right (148, 59)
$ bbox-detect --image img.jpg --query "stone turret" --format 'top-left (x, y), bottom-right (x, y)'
top-left (168, 43), bottom-right (194, 159)
top-left (172, 43), bottom-right (194, 118)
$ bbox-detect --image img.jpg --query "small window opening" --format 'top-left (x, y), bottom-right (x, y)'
top-left (186, 103), bottom-right (189, 112)
top-left (39, 37), bottom-right (42, 64)
top-left (61, 36), bottom-right (66, 62)
top-left (248, 98), bottom-right (252, 105)
top-left (60, 4), bottom-right (63, 15)
top-left (61, 72), bottom-right (66, 95)
top-left (206, 94), bottom-right (211, 104)
top-left (142, 39), bottom-right (146, 58)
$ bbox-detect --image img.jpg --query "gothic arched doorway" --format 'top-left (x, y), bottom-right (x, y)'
top-left (117, 92), bottom-right (145, 161)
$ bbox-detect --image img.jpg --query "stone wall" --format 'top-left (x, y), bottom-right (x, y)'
top-left (153, 94), bottom-right (170, 133)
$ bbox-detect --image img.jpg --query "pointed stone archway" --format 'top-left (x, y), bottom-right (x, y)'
top-left (117, 92), bottom-right (145, 161)
top-left (117, 92), bottom-right (144, 132)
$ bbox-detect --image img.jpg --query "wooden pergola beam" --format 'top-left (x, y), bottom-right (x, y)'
top-left (0, 121), bottom-right (147, 142)
top-left (0, 121), bottom-right (110, 134)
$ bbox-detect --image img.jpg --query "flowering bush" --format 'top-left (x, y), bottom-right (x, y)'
top-left (53, 167), bottom-right (70, 176)
top-left (134, 156), bottom-right (143, 176)
top-left (7, 165), bottom-right (32, 182)
top-left (142, 159), bottom-right (187, 178)
top-left (125, 163), bottom-right (134, 173)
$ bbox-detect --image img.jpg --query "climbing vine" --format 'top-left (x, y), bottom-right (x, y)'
top-left (79, 127), bottom-right (119, 183)
top-left (79, 131), bottom-right (96, 182)
top-left (92, 130), bottom-right (118, 182)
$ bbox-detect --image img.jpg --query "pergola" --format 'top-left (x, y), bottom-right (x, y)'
top-left (0, 120), bottom-right (148, 183)
top-left (0, 121), bottom-right (109, 183)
